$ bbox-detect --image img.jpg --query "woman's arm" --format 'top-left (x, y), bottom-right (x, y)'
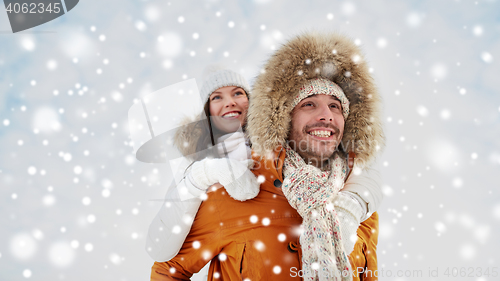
top-left (334, 164), bottom-right (382, 254)
top-left (146, 156), bottom-right (257, 261)
top-left (150, 189), bottom-right (222, 280)
top-left (147, 133), bottom-right (257, 261)
top-left (146, 178), bottom-right (205, 262)
top-left (341, 164), bottom-right (383, 221)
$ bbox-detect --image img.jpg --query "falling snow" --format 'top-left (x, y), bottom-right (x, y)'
top-left (48, 242), bottom-right (75, 267)
top-left (481, 52), bottom-right (493, 63)
top-left (1, 1), bottom-right (498, 281)
top-left (406, 12), bottom-right (422, 27)
top-left (10, 233), bottom-right (37, 260)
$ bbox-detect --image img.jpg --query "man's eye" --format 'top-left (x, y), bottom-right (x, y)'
top-left (330, 103), bottom-right (340, 109)
top-left (303, 102), bottom-right (313, 107)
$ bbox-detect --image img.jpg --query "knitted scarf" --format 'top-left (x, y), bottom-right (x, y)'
top-left (282, 145), bottom-right (352, 281)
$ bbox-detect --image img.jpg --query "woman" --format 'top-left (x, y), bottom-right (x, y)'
top-left (148, 67), bottom-right (382, 280)
top-left (146, 68), bottom-right (261, 262)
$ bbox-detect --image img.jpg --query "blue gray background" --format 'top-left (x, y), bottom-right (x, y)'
top-left (1, 0), bottom-right (499, 280)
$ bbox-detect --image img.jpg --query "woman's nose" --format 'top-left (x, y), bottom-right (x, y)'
top-left (224, 96), bottom-right (236, 107)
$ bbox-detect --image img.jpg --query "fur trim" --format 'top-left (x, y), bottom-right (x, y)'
top-left (247, 31), bottom-right (385, 168)
top-left (173, 115), bottom-right (204, 157)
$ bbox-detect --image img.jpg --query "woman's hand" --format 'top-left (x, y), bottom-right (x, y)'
top-left (189, 158), bottom-right (260, 201)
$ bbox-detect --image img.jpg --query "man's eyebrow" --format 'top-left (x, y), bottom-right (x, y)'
top-left (302, 94), bottom-right (341, 101)
top-left (324, 95), bottom-right (341, 102)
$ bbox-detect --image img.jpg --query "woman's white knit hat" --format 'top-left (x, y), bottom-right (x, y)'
top-left (200, 68), bottom-right (251, 102)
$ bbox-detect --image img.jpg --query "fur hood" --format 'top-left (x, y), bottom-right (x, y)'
top-left (173, 115), bottom-right (204, 158)
top-left (247, 32), bottom-right (385, 168)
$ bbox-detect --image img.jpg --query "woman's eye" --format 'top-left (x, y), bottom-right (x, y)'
top-left (235, 91), bottom-right (245, 96)
top-left (211, 95), bottom-right (221, 101)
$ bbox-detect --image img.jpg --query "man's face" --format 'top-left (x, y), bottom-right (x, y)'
top-left (288, 94), bottom-right (345, 167)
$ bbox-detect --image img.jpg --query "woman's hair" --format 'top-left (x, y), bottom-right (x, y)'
top-left (194, 99), bottom-right (218, 157)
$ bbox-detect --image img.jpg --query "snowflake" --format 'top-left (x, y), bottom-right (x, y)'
top-left (84, 243), bottom-right (93, 252)
top-left (278, 233), bottom-right (286, 242)
top-left (23, 269), bottom-right (32, 278)
top-left (273, 265), bottom-right (282, 274)
top-left (49, 241), bottom-right (75, 267)
top-left (250, 215), bottom-right (258, 223)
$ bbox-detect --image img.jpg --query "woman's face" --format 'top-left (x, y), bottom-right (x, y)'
top-left (208, 86), bottom-right (249, 133)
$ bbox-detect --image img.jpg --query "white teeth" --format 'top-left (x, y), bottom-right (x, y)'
top-left (223, 112), bottom-right (240, 118)
top-left (309, 130), bottom-right (332, 138)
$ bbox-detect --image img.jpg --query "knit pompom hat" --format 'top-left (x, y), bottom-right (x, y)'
top-left (199, 67), bottom-right (251, 102)
top-left (293, 77), bottom-right (350, 120)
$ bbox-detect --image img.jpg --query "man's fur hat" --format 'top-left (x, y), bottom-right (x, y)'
top-left (247, 32), bottom-right (385, 168)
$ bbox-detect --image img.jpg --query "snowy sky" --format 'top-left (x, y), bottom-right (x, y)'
top-left (1, 0), bottom-right (500, 280)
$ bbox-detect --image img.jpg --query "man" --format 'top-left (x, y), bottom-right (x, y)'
top-left (246, 31), bottom-right (384, 280)
top-left (150, 32), bottom-right (384, 280)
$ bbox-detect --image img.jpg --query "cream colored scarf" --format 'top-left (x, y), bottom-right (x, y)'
top-left (282, 145), bottom-right (352, 281)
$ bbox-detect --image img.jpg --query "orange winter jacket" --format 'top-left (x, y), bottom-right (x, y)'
top-left (151, 150), bottom-right (379, 281)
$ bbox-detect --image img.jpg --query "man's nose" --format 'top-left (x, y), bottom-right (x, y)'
top-left (317, 104), bottom-right (334, 122)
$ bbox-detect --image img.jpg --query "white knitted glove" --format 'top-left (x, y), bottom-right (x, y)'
top-left (188, 158), bottom-right (259, 201)
top-left (334, 191), bottom-right (364, 255)
top-left (343, 165), bottom-right (383, 221)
